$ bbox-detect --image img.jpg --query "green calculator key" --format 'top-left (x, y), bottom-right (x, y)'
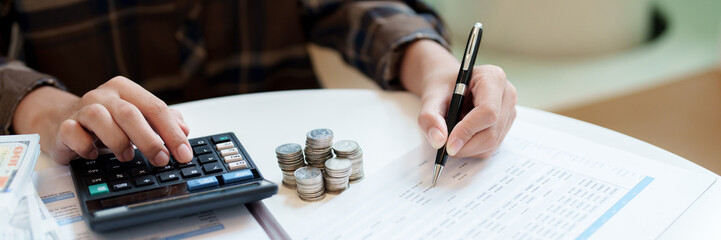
top-left (89, 183), bottom-right (109, 196)
top-left (212, 135), bottom-right (230, 143)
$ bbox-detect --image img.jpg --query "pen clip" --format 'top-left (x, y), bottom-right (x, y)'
top-left (462, 23), bottom-right (482, 71)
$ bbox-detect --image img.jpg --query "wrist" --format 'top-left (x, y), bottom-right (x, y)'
top-left (400, 39), bottom-right (459, 96)
top-left (13, 86), bottom-right (78, 149)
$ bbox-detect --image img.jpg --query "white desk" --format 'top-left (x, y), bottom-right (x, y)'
top-left (35, 89), bottom-right (721, 238)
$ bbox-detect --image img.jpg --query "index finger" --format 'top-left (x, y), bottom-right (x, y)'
top-left (102, 76), bottom-right (193, 164)
top-left (469, 65), bottom-right (507, 115)
top-left (447, 65), bottom-right (508, 155)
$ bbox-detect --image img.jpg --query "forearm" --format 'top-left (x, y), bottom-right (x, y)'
top-left (303, 1), bottom-right (450, 90)
top-left (13, 86), bottom-right (78, 150)
top-left (399, 40), bottom-right (459, 96)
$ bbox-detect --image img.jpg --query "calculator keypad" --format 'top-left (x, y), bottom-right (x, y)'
top-left (73, 133), bottom-right (254, 197)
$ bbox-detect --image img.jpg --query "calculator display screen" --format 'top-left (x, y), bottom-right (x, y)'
top-left (85, 183), bottom-right (188, 212)
top-left (84, 181), bottom-right (259, 213)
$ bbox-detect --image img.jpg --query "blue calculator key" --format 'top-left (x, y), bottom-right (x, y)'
top-left (221, 170), bottom-right (253, 184)
top-left (187, 176), bottom-right (219, 191)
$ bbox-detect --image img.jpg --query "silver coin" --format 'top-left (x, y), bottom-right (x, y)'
top-left (325, 158), bottom-right (351, 171)
top-left (294, 167), bottom-right (322, 180)
top-left (276, 143), bottom-right (302, 155)
top-left (333, 140), bottom-right (359, 153)
top-left (349, 175), bottom-right (365, 183)
top-left (298, 193), bottom-right (326, 202)
top-left (306, 128), bottom-right (333, 141)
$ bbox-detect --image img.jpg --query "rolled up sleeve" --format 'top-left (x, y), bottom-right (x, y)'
top-left (0, 60), bottom-right (64, 135)
top-left (301, 0), bottom-right (450, 90)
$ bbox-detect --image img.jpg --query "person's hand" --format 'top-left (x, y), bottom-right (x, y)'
top-left (13, 76), bottom-right (193, 166)
top-left (400, 40), bottom-right (517, 159)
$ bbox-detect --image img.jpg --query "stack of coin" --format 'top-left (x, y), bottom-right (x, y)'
top-left (323, 158), bottom-right (352, 194)
top-left (304, 129), bottom-right (334, 170)
top-left (275, 143), bottom-right (306, 188)
top-left (294, 166), bottom-right (325, 202)
top-left (333, 140), bottom-right (365, 182)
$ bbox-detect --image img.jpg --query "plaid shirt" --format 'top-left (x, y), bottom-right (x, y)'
top-left (0, 0), bottom-right (449, 134)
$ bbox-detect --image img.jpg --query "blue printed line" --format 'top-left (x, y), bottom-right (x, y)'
top-left (57, 216), bottom-right (84, 226)
top-left (576, 176), bottom-right (654, 240)
top-left (161, 224), bottom-right (225, 240)
top-left (42, 192), bottom-right (75, 204)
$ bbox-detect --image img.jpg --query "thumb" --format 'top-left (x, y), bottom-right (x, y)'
top-left (418, 94), bottom-right (449, 149)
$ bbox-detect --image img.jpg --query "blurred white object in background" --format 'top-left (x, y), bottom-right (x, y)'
top-left (435, 0), bottom-right (652, 57)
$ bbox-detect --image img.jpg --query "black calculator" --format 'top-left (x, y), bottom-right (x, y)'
top-left (69, 132), bottom-right (278, 231)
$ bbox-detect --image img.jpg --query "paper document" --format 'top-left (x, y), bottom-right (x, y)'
top-left (34, 166), bottom-right (270, 240)
top-left (0, 134), bottom-right (60, 239)
top-left (1, 134), bottom-right (41, 213)
top-left (285, 122), bottom-right (715, 239)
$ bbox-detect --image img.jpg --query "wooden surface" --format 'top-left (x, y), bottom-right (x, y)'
top-left (558, 70), bottom-right (721, 174)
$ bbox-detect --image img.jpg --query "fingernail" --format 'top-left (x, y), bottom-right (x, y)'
top-left (89, 149), bottom-right (99, 159)
top-left (446, 138), bottom-right (465, 156)
top-left (176, 143), bottom-right (192, 163)
top-left (122, 148), bottom-right (135, 162)
top-left (428, 128), bottom-right (445, 149)
top-left (154, 151), bottom-right (169, 166)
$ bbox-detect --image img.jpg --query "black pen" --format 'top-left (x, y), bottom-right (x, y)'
top-left (432, 22), bottom-right (483, 185)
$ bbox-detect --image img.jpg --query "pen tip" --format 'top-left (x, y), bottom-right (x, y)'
top-left (432, 164), bottom-right (443, 186)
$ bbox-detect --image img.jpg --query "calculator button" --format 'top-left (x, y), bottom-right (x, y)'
top-left (154, 164), bottom-right (175, 173)
top-left (198, 154), bottom-right (218, 164)
top-left (158, 171), bottom-right (180, 182)
top-left (131, 167), bottom-right (151, 177)
top-left (110, 181), bottom-right (132, 191)
top-left (228, 160), bottom-right (248, 170)
top-left (186, 176), bottom-right (219, 191)
top-left (220, 148), bottom-right (239, 157)
top-left (215, 142), bottom-right (234, 151)
top-left (109, 172), bottom-right (129, 181)
top-left (223, 154), bottom-right (243, 163)
top-left (177, 158), bottom-right (197, 168)
top-left (88, 183), bottom-right (110, 196)
top-left (181, 167), bottom-right (201, 178)
top-left (202, 163), bottom-right (224, 174)
top-left (212, 135), bottom-right (231, 143)
top-left (84, 167), bottom-right (103, 176)
top-left (221, 170), bottom-right (253, 184)
top-left (83, 160), bottom-right (99, 168)
top-left (105, 161), bottom-right (124, 172)
top-left (193, 145), bottom-right (212, 155)
top-left (134, 175), bottom-right (155, 187)
top-left (189, 138), bottom-right (208, 147)
top-left (86, 176), bottom-right (105, 185)
top-left (128, 158), bottom-right (146, 168)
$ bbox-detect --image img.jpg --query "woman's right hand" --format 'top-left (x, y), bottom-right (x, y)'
top-left (12, 76), bottom-right (193, 166)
